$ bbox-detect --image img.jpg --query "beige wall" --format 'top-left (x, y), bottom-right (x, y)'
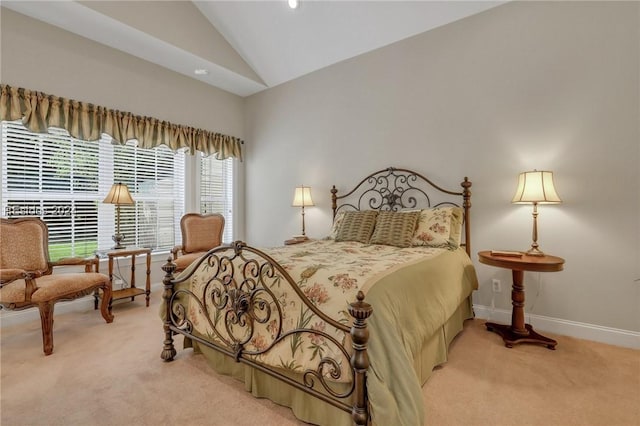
top-left (244, 2), bottom-right (640, 333)
top-left (0, 8), bottom-right (244, 139)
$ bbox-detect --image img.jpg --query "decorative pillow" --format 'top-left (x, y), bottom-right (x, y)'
top-left (449, 207), bottom-right (464, 247)
top-left (370, 210), bottom-right (420, 248)
top-left (328, 211), bottom-right (346, 239)
top-left (411, 207), bottom-right (463, 248)
top-left (335, 210), bottom-right (378, 244)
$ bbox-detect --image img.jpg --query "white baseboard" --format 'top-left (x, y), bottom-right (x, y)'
top-left (0, 282), bottom-right (164, 328)
top-left (474, 304), bottom-right (640, 350)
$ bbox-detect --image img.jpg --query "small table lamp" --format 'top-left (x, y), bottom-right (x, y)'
top-left (103, 183), bottom-right (135, 249)
top-left (292, 185), bottom-right (314, 240)
top-left (511, 170), bottom-right (561, 256)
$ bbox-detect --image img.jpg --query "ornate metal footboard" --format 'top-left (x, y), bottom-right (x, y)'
top-left (161, 241), bottom-right (373, 425)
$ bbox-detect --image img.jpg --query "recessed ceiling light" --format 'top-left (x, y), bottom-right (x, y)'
top-left (288, 0), bottom-right (298, 9)
top-left (194, 69), bottom-right (209, 75)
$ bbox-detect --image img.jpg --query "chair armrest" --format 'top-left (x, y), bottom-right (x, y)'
top-left (171, 245), bottom-right (184, 259)
top-left (0, 269), bottom-right (38, 302)
top-left (0, 268), bottom-right (28, 285)
top-left (50, 257), bottom-right (100, 273)
top-left (51, 257), bottom-right (90, 266)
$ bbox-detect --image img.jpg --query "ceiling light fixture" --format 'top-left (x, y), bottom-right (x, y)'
top-left (288, 0), bottom-right (299, 9)
top-left (194, 69), bottom-right (209, 75)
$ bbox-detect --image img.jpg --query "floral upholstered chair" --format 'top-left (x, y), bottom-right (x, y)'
top-left (171, 213), bottom-right (225, 273)
top-left (0, 217), bottom-right (114, 355)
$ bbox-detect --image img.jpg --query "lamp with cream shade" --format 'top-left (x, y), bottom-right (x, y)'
top-left (292, 185), bottom-right (314, 240)
top-left (512, 170), bottom-right (561, 256)
top-left (103, 183), bottom-right (135, 249)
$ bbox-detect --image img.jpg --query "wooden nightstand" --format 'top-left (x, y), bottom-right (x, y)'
top-left (478, 250), bottom-right (565, 350)
top-left (95, 247), bottom-right (152, 310)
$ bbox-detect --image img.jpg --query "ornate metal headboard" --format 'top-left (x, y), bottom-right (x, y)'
top-left (330, 167), bottom-right (472, 256)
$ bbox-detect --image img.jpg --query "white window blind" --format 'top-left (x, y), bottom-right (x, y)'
top-left (1, 120), bottom-right (185, 260)
top-left (200, 154), bottom-right (233, 243)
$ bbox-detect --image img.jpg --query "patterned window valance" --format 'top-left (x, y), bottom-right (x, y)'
top-left (0, 84), bottom-right (243, 161)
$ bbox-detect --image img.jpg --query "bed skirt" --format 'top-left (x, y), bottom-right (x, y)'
top-left (185, 296), bottom-right (474, 426)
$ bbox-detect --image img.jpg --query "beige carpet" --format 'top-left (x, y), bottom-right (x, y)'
top-left (1, 293), bottom-right (638, 426)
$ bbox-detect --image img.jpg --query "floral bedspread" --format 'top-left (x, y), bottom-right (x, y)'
top-left (178, 239), bottom-right (451, 383)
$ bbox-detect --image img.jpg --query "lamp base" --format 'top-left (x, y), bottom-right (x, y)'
top-left (525, 246), bottom-right (545, 257)
top-left (112, 234), bottom-right (126, 250)
top-left (526, 204), bottom-right (545, 256)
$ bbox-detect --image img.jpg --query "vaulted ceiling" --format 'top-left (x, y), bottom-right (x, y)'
top-left (2, 1), bottom-right (504, 97)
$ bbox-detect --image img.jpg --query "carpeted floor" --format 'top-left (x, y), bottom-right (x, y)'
top-left (423, 318), bottom-right (640, 426)
top-left (1, 292), bottom-right (638, 426)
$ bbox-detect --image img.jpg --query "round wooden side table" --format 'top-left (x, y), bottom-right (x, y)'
top-left (478, 250), bottom-right (565, 350)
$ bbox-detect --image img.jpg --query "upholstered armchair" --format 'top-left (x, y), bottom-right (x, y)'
top-left (171, 213), bottom-right (225, 272)
top-left (0, 217), bottom-right (114, 355)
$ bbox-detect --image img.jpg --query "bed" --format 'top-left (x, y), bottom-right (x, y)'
top-left (160, 167), bottom-right (478, 426)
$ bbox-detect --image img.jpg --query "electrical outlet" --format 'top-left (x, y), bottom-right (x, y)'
top-left (492, 279), bottom-right (501, 293)
top-left (114, 278), bottom-right (124, 289)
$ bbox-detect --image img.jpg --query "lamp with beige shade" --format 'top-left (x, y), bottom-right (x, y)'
top-left (292, 185), bottom-right (314, 241)
top-left (103, 183), bottom-right (135, 249)
top-left (512, 170), bottom-right (562, 256)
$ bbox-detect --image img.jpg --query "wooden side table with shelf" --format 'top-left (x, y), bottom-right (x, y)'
top-left (95, 247), bottom-right (151, 310)
top-left (478, 250), bottom-right (565, 350)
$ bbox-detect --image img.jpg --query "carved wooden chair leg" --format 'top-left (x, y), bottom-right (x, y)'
top-left (100, 283), bottom-right (115, 323)
top-left (38, 302), bottom-right (55, 356)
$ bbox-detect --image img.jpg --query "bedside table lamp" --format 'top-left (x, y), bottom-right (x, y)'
top-left (103, 183), bottom-right (135, 249)
top-left (292, 185), bottom-right (314, 240)
top-left (511, 170), bottom-right (561, 256)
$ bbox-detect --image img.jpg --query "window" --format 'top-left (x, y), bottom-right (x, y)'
top-left (1, 121), bottom-right (185, 260)
top-left (199, 153), bottom-right (233, 243)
